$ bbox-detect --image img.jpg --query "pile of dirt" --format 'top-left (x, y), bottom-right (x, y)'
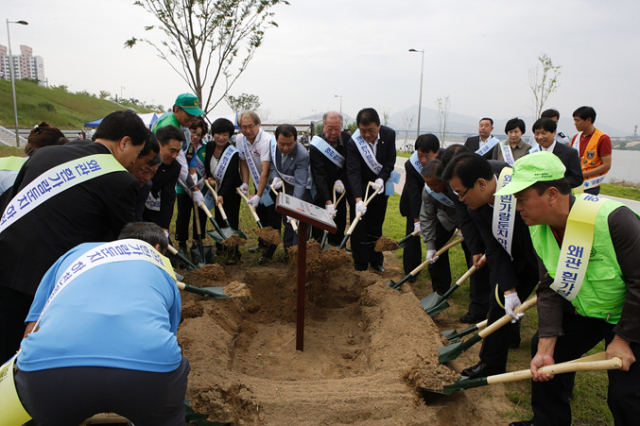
top-left (254, 227), bottom-right (281, 245)
top-left (374, 235), bottom-right (400, 252)
top-left (220, 234), bottom-right (247, 248)
top-left (177, 255), bottom-right (512, 425)
top-left (288, 241), bottom-right (351, 275)
top-left (191, 264), bottom-right (226, 281)
top-left (223, 281), bottom-right (251, 298)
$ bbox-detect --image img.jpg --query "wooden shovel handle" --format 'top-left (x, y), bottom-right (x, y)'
top-left (333, 184), bottom-right (346, 206)
top-left (486, 355), bottom-right (621, 386)
top-left (478, 295), bottom-right (538, 338)
top-left (193, 198), bottom-right (203, 229)
top-left (236, 187), bottom-right (261, 223)
top-left (176, 281), bottom-right (187, 291)
top-left (409, 237), bottom-right (464, 277)
top-left (270, 183), bottom-right (280, 196)
top-left (205, 180), bottom-right (228, 221)
top-left (198, 201), bottom-right (214, 219)
top-left (454, 255), bottom-right (484, 285)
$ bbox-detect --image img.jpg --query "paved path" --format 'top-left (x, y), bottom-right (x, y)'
top-left (393, 156), bottom-right (640, 214)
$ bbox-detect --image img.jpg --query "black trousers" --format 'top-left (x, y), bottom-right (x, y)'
top-left (175, 193), bottom-right (207, 243)
top-left (529, 312), bottom-right (640, 426)
top-left (426, 222), bottom-right (456, 293)
top-left (402, 216), bottom-right (423, 276)
top-left (311, 194), bottom-right (347, 246)
top-left (350, 194), bottom-right (387, 271)
top-left (478, 262), bottom-right (538, 367)
top-left (15, 357), bottom-right (190, 426)
top-left (0, 286), bottom-right (33, 364)
top-left (462, 241), bottom-right (491, 317)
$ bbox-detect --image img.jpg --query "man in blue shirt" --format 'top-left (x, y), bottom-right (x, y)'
top-left (14, 222), bottom-right (189, 426)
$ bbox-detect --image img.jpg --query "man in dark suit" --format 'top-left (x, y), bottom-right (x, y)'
top-left (399, 134), bottom-right (443, 277)
top-left (261, 124), bottom-right (311, 264)
top-left (532, 118), bottom-right (583, 189)
top-left (0, 110), bottom-right (147, 363)
top-left (443, 153), bottom-right (539, 379)
top-left (309, 111), bottom-right (349, 246)
top-left (464, 117), bottom-right (500, 159)
top-left (346, 108), bottom-right (397, 272)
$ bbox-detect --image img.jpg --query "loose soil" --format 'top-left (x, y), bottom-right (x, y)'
top-left (374, 236), bottom-right (401, 252)
top-left (178, 253), bottom-right (518, 425)
top-left (254, 227), bottom-right (281, 245)
top-left (221, 234), bottom-right (247, 248)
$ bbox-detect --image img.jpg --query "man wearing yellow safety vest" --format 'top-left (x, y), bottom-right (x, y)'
top-left (571, 106), bottom-right (612, 196)
top-left (495, 151), bottom-right (640, 426)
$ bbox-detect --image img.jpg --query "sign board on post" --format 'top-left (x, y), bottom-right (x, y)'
top-left (275, 192), bottom-right (337, 351)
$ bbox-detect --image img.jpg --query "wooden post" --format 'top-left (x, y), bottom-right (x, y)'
top-left (296, 221), bottom-right (307, 351)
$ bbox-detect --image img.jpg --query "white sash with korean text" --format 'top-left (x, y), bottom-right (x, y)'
top-left (33, 240), bottom-right (175, 331)
top-left (0, 154), bottom-right (125, 234)
top-left (409, 150), bottom-right (423, 173)
top-left (310, 136), bottom-right (345, 168)
top-left (476, 136), bottom-right (500, 156)
top-left (270, 137), bottom-right (296, 186)
top-left (425, 184), bottom-right (454, 207)
top-left (239, 135), bottom-right (273, 206)
top-left (492, 167), bottom-right (517, 257)
top-left (213, 145), bottom-right (238, 188)
top-left (352, 129), bottom-right (400, 195)
top-left (583, 175), bottom-right (607, 190)
top-left (550, 194), bottom-right (606, 301)
top-left (528, 142), bottom-right (540, 154)
top-left (499, 141), bottom-right (516, 166)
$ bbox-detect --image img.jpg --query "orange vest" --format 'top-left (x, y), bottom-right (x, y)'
top-left (573, 129), bottom-right (606, 177)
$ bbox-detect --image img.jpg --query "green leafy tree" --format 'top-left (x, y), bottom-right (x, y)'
top-left (226, 93), bottom-right (261, 113)
top-left (529, 54), bottom-right (561, 119)
top-left (99, 90), bottom-right (111, 100)
top-left (125, 0), bottom-right (288, 115)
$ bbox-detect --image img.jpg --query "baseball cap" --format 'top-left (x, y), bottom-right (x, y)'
top-left (175, 93), bottom-right (205, 116)
top-left (494, 151), bottom-right (566, 196)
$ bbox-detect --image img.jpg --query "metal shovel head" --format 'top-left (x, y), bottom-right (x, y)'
top-left (221, 226), bottom-right (247, 241)
top-left (437, 334), bottom-right (482, 363)
top-left (419, 291), bottom-right (447, 312)
top-left (441, 329), bottom-right (459, 341)
top-left (425, 300), bottom-right (450, 317)
top-left (206, 229), bottom-right (227, 243)
top-left (419, 376), bottom-right (479, 404)
top-left (183, 283), bottom-right (230, 299)
top-left (190, 245), bottom-right (214, 265)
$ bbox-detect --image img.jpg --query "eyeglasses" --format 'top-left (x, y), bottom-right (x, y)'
top-left (453, 184), bottom-right (473, 199)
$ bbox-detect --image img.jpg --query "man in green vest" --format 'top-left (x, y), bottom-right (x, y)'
top-left (495, 151), bottom-right (640, 426)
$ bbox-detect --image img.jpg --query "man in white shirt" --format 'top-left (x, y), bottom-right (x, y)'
top-left (236, 111), bottom-right (274, 252)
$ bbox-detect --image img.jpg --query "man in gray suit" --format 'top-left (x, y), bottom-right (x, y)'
top-left (260, 124), bottom-right (311, 264)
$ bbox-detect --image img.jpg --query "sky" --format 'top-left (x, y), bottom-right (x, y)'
top-left (3, 0), bottom-right (640, 135)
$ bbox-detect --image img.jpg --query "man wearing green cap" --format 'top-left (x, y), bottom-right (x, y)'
top-left (152, 93), bottom-right (207, 215)
top-left (442, 153), bottom-right (539, 379)
top-left (495, 151), bottom-right (640, 426)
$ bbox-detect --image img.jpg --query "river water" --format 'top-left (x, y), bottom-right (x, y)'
top-left (603, 150), bottom-right (640, 184)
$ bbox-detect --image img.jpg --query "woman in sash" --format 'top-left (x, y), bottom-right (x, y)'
top-left (175, 118), bottom-right (208, 255)
top-left (205, 118), bottom-right (242, 264)
top-left (492, 118), bottom-right (531, 164)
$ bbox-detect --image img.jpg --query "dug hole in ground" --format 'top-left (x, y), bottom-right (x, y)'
top-left (179, 241), bottom-right (516, 425)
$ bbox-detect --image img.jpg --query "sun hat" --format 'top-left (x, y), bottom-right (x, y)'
top-left (175, 93), bottom-right (205, 116)
top-left (494, 151), bottom-right (566, 196)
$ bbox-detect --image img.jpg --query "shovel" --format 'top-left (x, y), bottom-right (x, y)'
top-left (271, 183), bottom-right (298, 233)
top-left (438, 296), bottom-right (538, 364)
top-left (421, 255), bottom-right (485, 316)
top-left (198, 200), bottom-right (229, 244)
top-left (204, 180), bottom-right (247, 240)
top-left (420, 352), bottom-right (620, 404)
top-left (167, 245), bottom-right (200, 271)
top-left (385, 235), bottom-right (463, 290)
top-left (236, 187), bottom-right (263, 229)
top-left (442, 319), bottom-right (488, 343)
top-left (190, 198), bottom-right (214, 265)
top-left (338, 181), bottom-right (378, 250)
top-left (320, 184), bottom-right (346, 249)
top-left (176, 281), bottom-right (229, 299)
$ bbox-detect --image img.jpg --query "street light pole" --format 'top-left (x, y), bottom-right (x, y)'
top-left (409, 49), bottom-right (424, 139)
top-left (6, 19), bottom-right (28, 147)
top-left (334, 95), bottom-right (342, 117)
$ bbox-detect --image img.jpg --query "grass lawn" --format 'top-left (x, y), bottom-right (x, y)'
top-left (599, 183), bottom-right (640, 202)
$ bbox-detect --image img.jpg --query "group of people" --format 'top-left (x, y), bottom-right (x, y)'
top-left (0, 92), bottom-right (633, 426)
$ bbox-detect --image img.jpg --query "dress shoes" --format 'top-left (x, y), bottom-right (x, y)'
top-left (257, 255), bottom-right (271, 265)
top-left (461, 361), bottom-right (505, 379)
top-left (247, 245), bottom-right (263, 254)
top-left (508, 421), bottom-right (534, 426)
top-left (459, 312), bottom-right (486, 324)
top-left (372, 264), bottom-right (386, 273)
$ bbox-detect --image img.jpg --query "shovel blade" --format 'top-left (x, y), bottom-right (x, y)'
top-left (441, 329), bottom-right (458, 340)
top-left (418, 376), bottom-right (487, 404)
top-left (220, 226), bottom-right (247, 240)
top-left (437, 334), bottom-right (482, 363)
top-left (206, 229), bottom-right (226, 243)
top-left (184, 283), bottom-right (230, 299)
top-left (419, 292), bottom-right (446, 312)
top-left (425, 300), bottom-right (450, 317)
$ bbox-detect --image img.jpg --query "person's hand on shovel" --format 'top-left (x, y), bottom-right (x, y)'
top-left (239, 183), bottom-right (249, 195)
top-left (426, 249), bottom-right (439, 264)
top-left (355, 200), bottom-right (367, 219)
top-left (504, 291), bottom-right (524, 323)
top-left (191, 189), bottom-right (204, 206)
top-left (334, 179), bottom-right (345, 194)
top-left (607, 335), bottom-right (636, 371)
top-left (272, 177), bottom-right (283, 190)
top-left (248, 195), bottom-right (260, 208)
top-left (372, 178), bottom-right (384, 194)
top-left (326, 203), bottom-right (337, 218)
top-left (531, 337), bottom-right (557, 382)
top-left (473, 253), bottom-right (487, 269)
top-left (414, 221), bottom-right (421, 234)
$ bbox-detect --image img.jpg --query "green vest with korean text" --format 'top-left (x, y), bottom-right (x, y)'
top-left (530, 199), bottom-right (632, 324)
